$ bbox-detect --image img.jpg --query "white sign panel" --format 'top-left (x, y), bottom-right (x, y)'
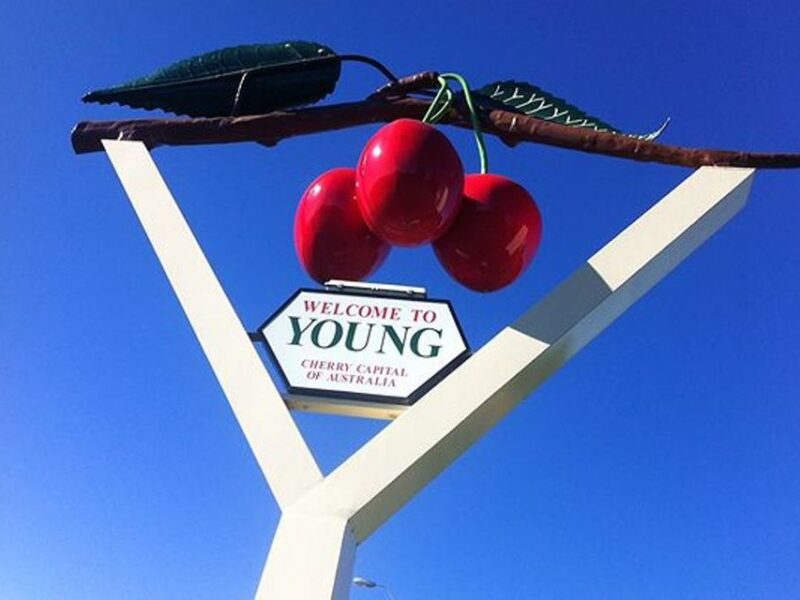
top-left (260, 289), bottom-right (469, 404)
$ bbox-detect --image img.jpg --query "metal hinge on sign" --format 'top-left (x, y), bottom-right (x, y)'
top-left (324, 279), bottom-right (427, 299)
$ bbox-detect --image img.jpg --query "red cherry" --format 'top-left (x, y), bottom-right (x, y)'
top-left (356, 119), bottom-right (464, 246)
top-left (295, 168), bottom-right (390, 283)
top-left (433, 174), bottom-right (543, 292)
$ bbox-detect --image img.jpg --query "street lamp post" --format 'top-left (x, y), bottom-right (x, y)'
top-left (353, 576), bottom-right (397, 600)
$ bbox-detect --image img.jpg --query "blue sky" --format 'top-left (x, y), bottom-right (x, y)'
top-left (2, 1), bottom-right (799, 598)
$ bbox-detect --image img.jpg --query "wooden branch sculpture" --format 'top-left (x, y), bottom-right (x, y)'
top-left (73, 52), bottom-right (800, 169)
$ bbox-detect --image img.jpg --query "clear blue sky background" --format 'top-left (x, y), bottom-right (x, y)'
top-left (2, 1), bottom-right (799, 598)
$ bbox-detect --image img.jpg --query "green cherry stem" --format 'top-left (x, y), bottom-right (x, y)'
top-left (421, 73), bottom-right (489, 175)
top-left (441, 72), bottom-right (488, 175)
top-left (421, 79), bottom-right (453, 124)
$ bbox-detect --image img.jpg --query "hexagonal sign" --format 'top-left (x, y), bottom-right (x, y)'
top-left (258, 288), bottom-right (470, 405)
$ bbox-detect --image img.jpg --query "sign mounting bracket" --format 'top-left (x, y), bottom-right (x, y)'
top-left (324, 279), bottom-right (427, 299)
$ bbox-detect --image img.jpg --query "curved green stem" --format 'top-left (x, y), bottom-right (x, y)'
top-left (422, 79), bottom-right (453, 124)
top-left (441, 72), bottom-right (488, 174)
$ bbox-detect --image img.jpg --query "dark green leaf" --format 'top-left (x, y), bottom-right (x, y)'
top-left (82, 41), bottom-right (341, 117)
top-left (474, 81), bottom-right (668, 141)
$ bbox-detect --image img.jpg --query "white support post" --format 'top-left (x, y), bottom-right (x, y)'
top-left (102, 140), bottom-right (753, 600)
top-left (102, 140), bottom-right (322, 509)
top-left (255, 510), bottom-right (357, 600)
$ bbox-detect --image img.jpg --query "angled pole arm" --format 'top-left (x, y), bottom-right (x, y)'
top-left (293, 166), bottom-right (755, 541)
top-left (102, 140), bottom-right (322, 508)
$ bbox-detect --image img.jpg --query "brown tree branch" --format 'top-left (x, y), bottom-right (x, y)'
top-left (71, 94), bottom-right (800, 169)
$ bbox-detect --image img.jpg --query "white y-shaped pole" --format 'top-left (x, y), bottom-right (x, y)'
top-left (102, 140), bottom-right (322, 509)
top-left (103, 140), bottom-right (754, 599)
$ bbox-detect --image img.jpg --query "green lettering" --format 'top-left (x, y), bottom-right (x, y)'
top-left (378, 325), bottom-right (410, 355)
top-left (288, 316), bottom-right (316, 346)
top-left (345, 322), bottom-right (374, 352)
top-left (311, 319), bottom-right (343, 349)
top-left (410, 327), bottom-right (442, 358)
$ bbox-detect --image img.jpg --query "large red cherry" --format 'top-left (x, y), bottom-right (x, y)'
top-left (295, 168), bottom-right (390, 283)
top-left (356, 119), bottom-right (464, 246)
top-left (433, 174), bottom-right (543, 292)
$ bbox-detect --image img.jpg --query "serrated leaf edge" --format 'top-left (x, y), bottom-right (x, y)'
top-left (480, 81), bottom-right (669, 141)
